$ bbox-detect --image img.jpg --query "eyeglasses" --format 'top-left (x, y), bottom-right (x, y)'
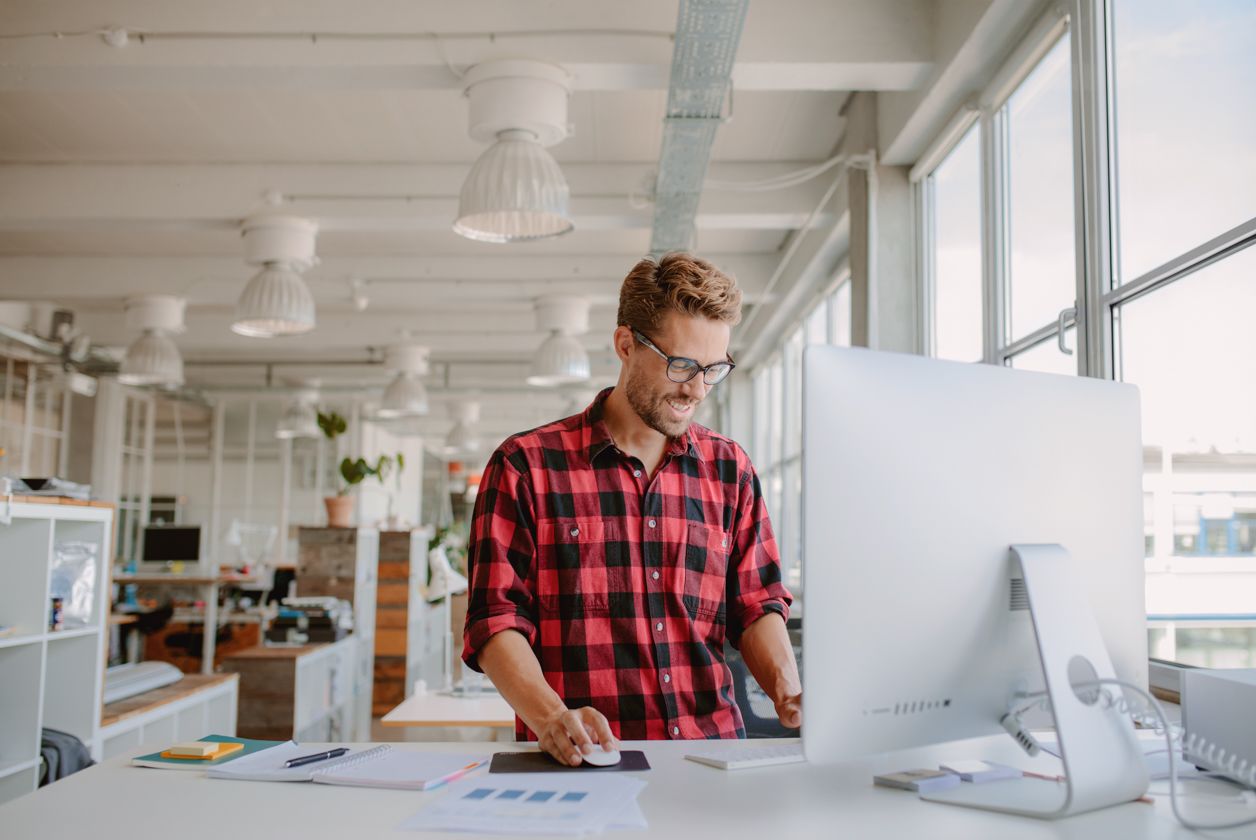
top-left (631, 329), bottom-right (736, 386)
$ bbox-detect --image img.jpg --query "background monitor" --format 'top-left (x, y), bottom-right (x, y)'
top-left (142, 525), bottom-right (202, 564)
top-left (801, 346), bottom-right (1147, 764)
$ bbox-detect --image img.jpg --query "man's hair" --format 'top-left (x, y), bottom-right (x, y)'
top-left (616, 252), bottom-right (743, 334)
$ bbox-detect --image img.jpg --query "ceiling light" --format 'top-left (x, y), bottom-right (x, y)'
top-left (527, 295), bottom-right (591, 387)
top-left (234, 215), bottom-right (318, 338)
top-left (118, 296), bottom-right (185, 388)
top-left (119, 332), bottom-right (184, 387)
top-left (528, 334), bottom-right (590, 387)
top-left (275, 390), bottom-right (320, 439)
top-left (376, 344), bottom-right (430, 419)
top-left (454, 131), bottom-right (573, 243)
top-left (232, 262), bottom-right (316, 337)
top-left (444, 401), bottom-right (482, 457)
top-left (453, 61), bottom-right (574, 244)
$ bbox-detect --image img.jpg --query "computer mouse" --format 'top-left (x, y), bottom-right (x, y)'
top-left (581, 748), bottom-right (622, 767)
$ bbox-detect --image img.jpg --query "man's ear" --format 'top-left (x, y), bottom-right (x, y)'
top-left (612, 325), bottom-right (635, 363)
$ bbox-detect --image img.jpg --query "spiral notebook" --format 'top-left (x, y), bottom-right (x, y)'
top-left (207, 742), bottom-right (485, 790)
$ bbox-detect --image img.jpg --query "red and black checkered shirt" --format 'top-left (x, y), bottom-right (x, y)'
top-left (462, 388), bottom-right (791, 741)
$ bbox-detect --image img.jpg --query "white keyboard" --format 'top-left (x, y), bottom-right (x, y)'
top-left (684, 743), bottom-right (805, 770)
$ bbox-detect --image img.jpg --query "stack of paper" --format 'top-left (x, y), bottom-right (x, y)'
top-left (400, 773), bottom-right (648, 835)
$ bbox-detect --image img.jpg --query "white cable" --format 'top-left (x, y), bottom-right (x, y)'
top-left (705, 153), bottom-right (849, 193)
top-left (1007, 679), bottom-right (1256, 830)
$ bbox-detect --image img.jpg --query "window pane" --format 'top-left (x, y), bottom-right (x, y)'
top-left (829, 282), bottom-right (852, 347)
top-left (803, 302), bottom-right (827, 346)
top-left (1007, 35), bottom-right (1076, 340)
top-left (1007, 327), bottom-right (1076, 376)
top-left (784, 329), bottom-right (803, 459)
top-left (1119, 244), bottom-right (1256, 668)
top-left (1113, 0), bottom-right (1256, 282)
top-left (932, 125), bottom-right (983, 362)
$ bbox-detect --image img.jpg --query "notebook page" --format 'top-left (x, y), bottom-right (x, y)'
top-left (311, 750), bottom-right (486, 790)
top-left (207, 742), bottom-right (381, 782)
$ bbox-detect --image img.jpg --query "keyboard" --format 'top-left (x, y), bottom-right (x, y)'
top-left (684, 743), bottom-right (805, 771)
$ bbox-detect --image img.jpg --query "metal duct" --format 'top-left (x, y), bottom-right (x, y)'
top-left (649, 0), bottom-right (750, 256)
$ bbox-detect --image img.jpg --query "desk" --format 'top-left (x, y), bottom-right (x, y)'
top-left (114, 574), bottom-right (259, 674)
top-left (381, 690), bottom-right (515, 730)
top-left (1, 736), bottom-right (1243, 838)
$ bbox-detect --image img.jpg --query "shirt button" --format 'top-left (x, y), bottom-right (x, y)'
top-left (648, 519), bottom-right (656, 528)
top-left (655, 622), bottom-right (663, 632)
top-left (570, 528), bottom-right (579, 537)
top-left (663, 673), bottom-right (671, 684)
top-left (721, 538), bottom-right (728, 547)
top-left (651, 570), bottom-right (660, 581)
top-left (633, 470), bottom-right (642, 478)
top-left (672, 726), bottom-right (680, 736)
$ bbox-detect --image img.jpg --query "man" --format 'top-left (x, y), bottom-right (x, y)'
top-left (463, 253), bottom-right (800, 766)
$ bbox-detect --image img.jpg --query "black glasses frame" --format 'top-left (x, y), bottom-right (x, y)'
top-left (631, 329), bottom-right (736, 385)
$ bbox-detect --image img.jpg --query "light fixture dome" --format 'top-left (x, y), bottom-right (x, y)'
top-left (275, 391), bottom-right (320, 439)
top-left (527, 332), bottom-right (590, 387)
top-left (444, 400), bottom-right (482, 457)
top-left (454, 130), bottom-right (573, 243)
top-left (378, 373), bottom-right (429, 419)
top-left (118, 331), bottom-right (184, 387)
top-left (232, 262), bottom-right (316, 337)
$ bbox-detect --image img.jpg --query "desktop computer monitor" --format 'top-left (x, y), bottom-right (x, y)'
top-left (141, 525), bottom-right (202, 566)
top-left (800, 347), bottom-right (1148, 809)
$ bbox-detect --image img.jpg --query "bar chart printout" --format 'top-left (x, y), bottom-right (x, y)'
top-left (399, 772), bottom-right (648, 835)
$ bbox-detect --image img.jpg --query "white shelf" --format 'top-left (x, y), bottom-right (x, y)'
top-left (0, 633), bottom-right (44, 650)
top-left (0, 757), bottom-right (40, 782)
top-left (46, 626), bottom-right (101, 642)
top-left (0, 502), bottom-right (112, 806)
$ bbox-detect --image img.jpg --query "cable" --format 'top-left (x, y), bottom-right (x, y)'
top-left (705, 153), bottom-right (849, 193)
top-left (1005, 679), bottom-right (1256, 831)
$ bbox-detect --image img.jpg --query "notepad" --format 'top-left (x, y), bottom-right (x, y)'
top-left (207, 742), bottom-right (485, 790)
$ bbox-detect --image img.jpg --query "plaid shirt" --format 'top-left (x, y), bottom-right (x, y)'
top-left (463, 388), bottom-right (791, 741)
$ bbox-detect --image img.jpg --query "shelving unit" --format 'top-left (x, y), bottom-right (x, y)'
top-left (0, 500), bottom-right (113, 806)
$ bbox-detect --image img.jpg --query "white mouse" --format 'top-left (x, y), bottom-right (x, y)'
top-left (581, 748), bottom-right (622, 767)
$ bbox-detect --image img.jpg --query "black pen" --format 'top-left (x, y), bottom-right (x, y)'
top-left (285, 747), bottom-right (349, 768)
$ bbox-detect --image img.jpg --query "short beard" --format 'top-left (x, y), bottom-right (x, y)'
top-left (624, 365), bottom-right (693, 438)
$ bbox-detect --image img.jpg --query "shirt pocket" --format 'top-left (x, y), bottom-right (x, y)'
top-left (681, 521), bottom-right (730, 624)
top-left (536, 517), bottom-right (629, 617)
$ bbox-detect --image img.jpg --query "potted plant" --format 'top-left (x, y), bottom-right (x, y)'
top-left (318, 411), bottom-right (354, 527)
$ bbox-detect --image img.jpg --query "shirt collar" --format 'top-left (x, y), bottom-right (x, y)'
top-left (582, 387), bottom-right (702, 465)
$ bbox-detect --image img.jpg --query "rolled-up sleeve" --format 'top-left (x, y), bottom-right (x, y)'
top-left (462, 448), bottom-right (538, 671)
top-left (726, 465), bottom-right (792, 648)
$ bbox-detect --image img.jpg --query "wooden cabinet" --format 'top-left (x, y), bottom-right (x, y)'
top-left (221, 638), bottom-right (358, 742)
top-left (0, 500), bottom-right (113, 805)
top-left (372, 529), bottom-right (436, 715)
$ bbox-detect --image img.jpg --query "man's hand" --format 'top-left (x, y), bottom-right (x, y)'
top-left (537, 706), bottom-right (619, 767)
top-left (775, 692), bottom-right (802, 729)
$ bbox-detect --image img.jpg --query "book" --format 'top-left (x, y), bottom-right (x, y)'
top-left (161, 742), bottom-right (244, 760)
top-left (132, 735), bottom-right (281, 771)
top-left (873, 768), bottom-right (962, 794)
top-left (207, 742), bottom-right (486, 791)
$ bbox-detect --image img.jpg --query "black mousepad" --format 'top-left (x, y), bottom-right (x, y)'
top-left (489, 750), bottom-right (650, 773)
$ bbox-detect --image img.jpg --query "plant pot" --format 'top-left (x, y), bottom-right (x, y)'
top-left (324, 495), bottom-right (354, 528)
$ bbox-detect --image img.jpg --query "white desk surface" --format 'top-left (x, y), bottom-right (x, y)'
top-left (380, 690), bottom-right (515, 728)
top-left (2, 735), bottom-right (1245, 839)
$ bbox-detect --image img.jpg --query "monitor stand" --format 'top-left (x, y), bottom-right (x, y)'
top-left (921, 544), bottom-right (1149, 819)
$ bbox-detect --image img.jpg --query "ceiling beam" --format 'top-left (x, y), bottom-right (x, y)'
top-left (0, 0), bottom-right (933, 92)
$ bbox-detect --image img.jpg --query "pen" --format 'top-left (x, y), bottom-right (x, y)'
top-left (285, 747), bottom-right (350, 768)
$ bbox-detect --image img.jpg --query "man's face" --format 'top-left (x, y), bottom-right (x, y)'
top-left (622, 312), bottom-right (731, 438)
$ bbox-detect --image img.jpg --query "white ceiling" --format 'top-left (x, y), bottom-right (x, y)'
top-left (0, 0), bottom-right (966, 440)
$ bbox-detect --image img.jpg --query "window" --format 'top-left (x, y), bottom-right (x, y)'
top-left (752, 280), bottom-right (854, 595)
top-left (1112, 0), bottom-right (1256, 283)
top-left (926, 125), bottom-right (984, 362)
top-left (1107, 0), bottom-right (1256, 669)
top-left (0, 357), bottom-right (70, 477)
top-left (1005, 35), bottom-right (1076, 346)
